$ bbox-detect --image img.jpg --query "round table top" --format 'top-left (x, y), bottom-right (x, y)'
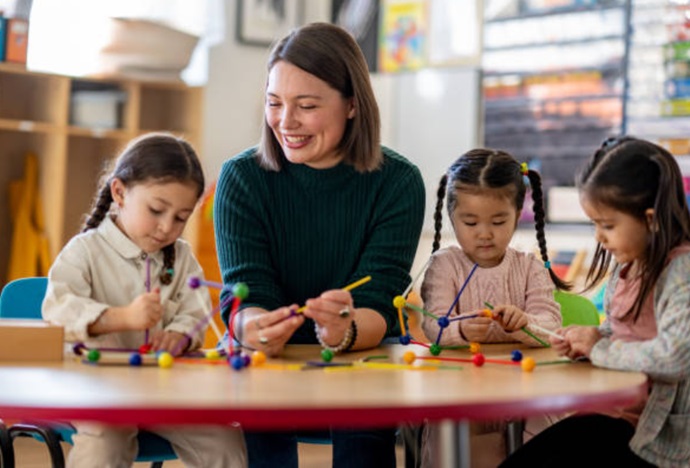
top-left (0, 344), bottom-right (647, 429)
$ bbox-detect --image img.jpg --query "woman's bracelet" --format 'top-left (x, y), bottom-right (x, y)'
top-left (315, 321), bottom-right (357, 354)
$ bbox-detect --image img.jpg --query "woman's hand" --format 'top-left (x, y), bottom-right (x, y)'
top-left (245, 306), bottom-right (303, 357)
top-left (491, 305), bottom-right (529, 331)
top-left (302, 289), bottom-right (354, 348)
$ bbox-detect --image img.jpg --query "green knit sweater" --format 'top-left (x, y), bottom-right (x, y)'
top-left (214, 146), bottom-right (425, 342)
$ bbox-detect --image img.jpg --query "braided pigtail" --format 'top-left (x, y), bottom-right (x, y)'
top-left (526, 169), bottom-right (571, 291)
top-left (82, 180), bottom-right (114, 232)
top-left (432, 174), bottom-right (448, 253)
top-left (160, 243), bottom-right (176, 285)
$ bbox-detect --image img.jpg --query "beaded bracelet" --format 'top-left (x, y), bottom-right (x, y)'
top-left (315, 321), bottom-right (356, 354)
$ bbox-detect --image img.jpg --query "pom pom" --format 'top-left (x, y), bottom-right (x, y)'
top-left (521, 357), bottom-right (536, 372)
top-left (402, 351), bottom-right (416, 365)
top-left (321, 349), bottom-right (334, 362)
top-left (472, 353), bottom-right (485, 367)
top-left (251, 350), bottom-right (267, 366)
top-left (157, 352), bottom-right (174, 368)
top-left (392, 295), bottom-right (406, 309)
top-left (232, 282), bottom-right (249, 300)
top-left (187, 276), bottom-right (201, 289)
top-left (129, 353), bottom-right (142, 366)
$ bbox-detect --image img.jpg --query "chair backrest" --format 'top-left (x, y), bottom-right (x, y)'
top-left (554, 290), bottom-right (600, 326)
top-left (0, 277), bottom-right (48, 320)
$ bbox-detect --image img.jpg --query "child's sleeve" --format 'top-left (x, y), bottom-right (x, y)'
top-left (42, 238), bottom-right (110, 342)
top-left (590, 253), bottom-right (690, 381)
top-left (162, 242), bottom-right (210, 351)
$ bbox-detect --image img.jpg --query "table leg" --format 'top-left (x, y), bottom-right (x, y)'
top-left (431, 420), bottom-right (471, 468)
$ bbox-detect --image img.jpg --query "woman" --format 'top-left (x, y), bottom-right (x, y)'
top-left (214, 22), bottom-right (425, 468)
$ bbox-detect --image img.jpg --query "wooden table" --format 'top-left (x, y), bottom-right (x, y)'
top-left (0, 344), bottom-right (647, 467)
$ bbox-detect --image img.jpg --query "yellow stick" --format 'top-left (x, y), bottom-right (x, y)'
top-left (296, 276), bottom-right (372, 313)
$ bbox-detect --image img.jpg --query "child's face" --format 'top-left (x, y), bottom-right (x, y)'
top-left (580, 195), bottom-right (651, 266)
top-left (451, 191), bottom-right (519, 268)
top-left (111, 179), bottom-right (199, 253)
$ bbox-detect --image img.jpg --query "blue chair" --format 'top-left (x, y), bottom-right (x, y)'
top-left (0, 277), bottom-right (177, 468)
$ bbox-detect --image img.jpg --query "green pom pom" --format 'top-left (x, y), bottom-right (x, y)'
top-left (232, 282), bottom-right (249, 300)
top-left (429, 344), bottom-right (442, 356)
top-left (87, 349), bottom-right (101, 362)
top-left (321, 348), bottom-right (334, 362)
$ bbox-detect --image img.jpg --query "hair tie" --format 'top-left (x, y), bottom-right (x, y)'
top-left (544, 261), bottom-right (551, 269)
top-left (166, 268), bottom-right (174, 277)
top-left (520, 163), bottom-right (529, 175)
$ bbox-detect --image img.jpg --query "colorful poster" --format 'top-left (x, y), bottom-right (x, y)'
top-left (379, 0), bottom-right (427, 72)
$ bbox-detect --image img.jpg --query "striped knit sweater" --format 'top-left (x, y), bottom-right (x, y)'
top-left (594, 248), bottom-right (690, 467)
top-left (213, 146), bottom-right (425, 342)
top-left (421, 246), bottom-right (561, 346)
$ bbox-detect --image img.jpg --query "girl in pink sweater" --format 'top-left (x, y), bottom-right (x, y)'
top-left (421, 148), bottom-right (569, 346)
top-left (419, 148), bottom-right (570, 467)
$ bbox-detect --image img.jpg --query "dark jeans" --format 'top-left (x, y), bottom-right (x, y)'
top-left (245, 428), bottom-right (397, 468)
top-left (499, 414), bottom-right (657, 468)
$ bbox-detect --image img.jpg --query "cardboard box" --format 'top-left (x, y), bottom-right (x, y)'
top-left (0, 319), bottom-right (64, 362)
top-left (5, 18), bottom-right (28, 64)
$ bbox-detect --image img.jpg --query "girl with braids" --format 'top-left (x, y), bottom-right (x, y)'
top-left (501, 136), bottom-right (690, 468)
top-left (42, 132), bottom-right (247, 468)
top-left (419, 148), bottom-right (568, 468)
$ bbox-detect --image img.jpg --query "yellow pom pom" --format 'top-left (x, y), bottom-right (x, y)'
top-left (251, 350), bottom-right (267, 366)
top-left (402, 351), bottom-right (416, 365)
top-left (157, 352), bottom-right (174, 369)
top-left (205, 349), bottom-right (220, 359)
top-left (393, 295), bottom-right (406, 309)
top-left (469, 342), bottom-right (481, 354)
top-left (521, 357), bottom-right (536, 372)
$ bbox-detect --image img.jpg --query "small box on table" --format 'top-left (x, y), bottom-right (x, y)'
top-left (0, 319), bottom-right (64, 362)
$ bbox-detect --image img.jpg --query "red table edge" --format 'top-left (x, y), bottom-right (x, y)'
top-left (0, 382), bottom-right (647, 430)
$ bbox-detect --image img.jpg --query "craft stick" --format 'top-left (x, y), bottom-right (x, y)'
top-left (404, 302), bottom-right (438, 320)
top-left (529, 323), bottom-right (565, 341)
top-left (403, 258), bottom-right (431, 298)
top-left (436, 264), bottom-right (479, 345)
top-left (296, 276), bottom-right (372, 313)
top-left (144, 256), bottom-right (151, 345)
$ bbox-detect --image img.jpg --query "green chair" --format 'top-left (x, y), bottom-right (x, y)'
top-left (555, 290), bottom-right (601, 326)
top-left (0, 277), bottom-right (177, 468)
top-left (505, 291), bottom-right (601, 455)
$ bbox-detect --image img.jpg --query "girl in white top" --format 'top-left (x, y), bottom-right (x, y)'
top-left (43, 132), bottom-right (246, 468)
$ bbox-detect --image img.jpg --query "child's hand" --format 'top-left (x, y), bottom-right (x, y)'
top-left (125, 288), bottom-right (163, 330)
top-left (491, 305), bottom-right (528, 331)
top-left (562, 325), bottom-right (601, 359)
top-left (550, 328), bottom-right (571, 355)
top-left (459, 315), bottom-right (493, 342)
top-left (151, 330), bottom-right (189, 356)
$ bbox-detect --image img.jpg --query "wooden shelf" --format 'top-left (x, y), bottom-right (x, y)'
top-left (0, 67), bottom-right (203, 287)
